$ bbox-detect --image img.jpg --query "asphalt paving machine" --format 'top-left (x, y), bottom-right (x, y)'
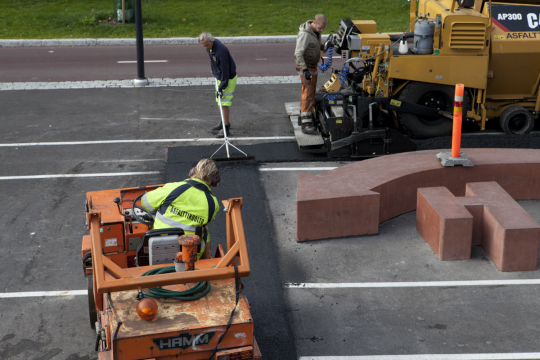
top-left (81, 185), bottom-right (261, 360)
top-left (289, 0), bottom-right (540, 157)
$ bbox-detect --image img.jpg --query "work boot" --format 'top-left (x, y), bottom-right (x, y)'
top-left (299, 113), bottom-right (311, 126)
top-left (216, 125), bottom-right (230, 138)
top-left (301, 122), bottom-right (318, 135)
top-left (211, 121), bottom-right (231, 131)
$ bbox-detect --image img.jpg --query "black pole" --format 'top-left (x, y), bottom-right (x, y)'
top-left (134, 0), bottom-right (147, 85)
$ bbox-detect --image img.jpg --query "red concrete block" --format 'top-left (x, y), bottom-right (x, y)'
top-left (416, 182), bottom-right (540, 272)
top-left (296, 173), bottom-right (379, 241)
top-left (296, 149), bottom-right (540, 242)
top-left (416, 187), bottom-right (474, 260)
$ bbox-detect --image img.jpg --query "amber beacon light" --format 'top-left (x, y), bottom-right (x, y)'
top-left (136, 297), bottom-right (158, 320)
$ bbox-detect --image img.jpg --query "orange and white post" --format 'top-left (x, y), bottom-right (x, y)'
top-left (451, 84), bottom-right (464, 158)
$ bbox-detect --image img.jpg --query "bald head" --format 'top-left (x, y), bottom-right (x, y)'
top-left (314, 14), bottom-right (327, 25)
top-left (311, 14), bottom-right (327, 33)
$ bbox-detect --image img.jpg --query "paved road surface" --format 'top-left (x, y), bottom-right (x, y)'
top-left (1, 83), bottom-right (540, 360)
top-left (0, 43), bottom-right (346, 82)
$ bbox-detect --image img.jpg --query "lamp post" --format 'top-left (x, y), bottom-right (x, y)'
top-left (133, 0), bottom-right (148, 87)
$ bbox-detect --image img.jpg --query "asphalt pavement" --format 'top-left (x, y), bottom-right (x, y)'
top-left (0, 43), bottom-right (346, 82)
top-left (1, 58), bottom-right (540, 360)
top-left (0, 84), bottom-right (297, 360)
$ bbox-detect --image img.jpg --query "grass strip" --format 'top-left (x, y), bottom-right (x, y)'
top-left (0, 0), bottom-right (410, 40)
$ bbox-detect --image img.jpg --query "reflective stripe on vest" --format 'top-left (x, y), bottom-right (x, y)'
top-left (155, 212), bottom-right (197, 232)
top-left (142, 192), bottom-right (156, 212)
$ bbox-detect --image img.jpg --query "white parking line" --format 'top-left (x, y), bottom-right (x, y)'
top-left (260, 167), bottom-right (337, 171)
top-left (117, 60), bottom-right (168, 63)
top-left (0, 290), bottom-right (86, 298)
top-left (285, 279), bottom-right (540, 288)
top-left (0, 136), bottom-right (295, 147)
top-left (300, 354), bottom-right (540, 359)
top-left (0, 171), bottom-right (159, 180)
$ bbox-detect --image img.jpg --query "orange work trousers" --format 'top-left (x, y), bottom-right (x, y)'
top-left (298, 68), bottom-right (318, 116)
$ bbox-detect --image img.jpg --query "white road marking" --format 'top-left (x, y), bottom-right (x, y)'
top-left (259, 167), bottom-right (337, 171)
top-left (0, 171), bottom-right (159, 180)
top-left (95, 159), bottom-right (162, 163)
top-left (285, 279), bottom-right (540, 289)
top-left (300, 354), bottom-right (540, 359)
top-left (117, 60), bottom-right (168, 63)
top-left (140, 117), bottom-right (201, 121)
top-left (0, 136), bottom-right (295, 147)
top-left (0, 290), bottom-right (87, 298)
top-left (255, 58), bottom-right (268, 60)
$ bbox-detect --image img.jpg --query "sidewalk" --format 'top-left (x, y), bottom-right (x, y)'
top-left (0, 35), bottom-right (321, 48)
top-left (0, 75), bottom-right (301, 91)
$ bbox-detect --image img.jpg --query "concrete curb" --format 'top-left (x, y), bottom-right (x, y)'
top-left (0, 76), bottom-right (302, 91)
top-left (0, 35), bottom-right (328, 48)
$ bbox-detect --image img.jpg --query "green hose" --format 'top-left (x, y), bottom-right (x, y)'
top-left (141, 266), bottom-right (211, 301)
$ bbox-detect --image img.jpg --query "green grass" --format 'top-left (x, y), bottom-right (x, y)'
top-left (0, 0), bottom-right (410, 39)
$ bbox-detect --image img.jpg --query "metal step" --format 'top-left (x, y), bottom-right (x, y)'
top-left (290, 115), bottom-right (325, 147)
top-left (285, 102), bottom-right (301, 116)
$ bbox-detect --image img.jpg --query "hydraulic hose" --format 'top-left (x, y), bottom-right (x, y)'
top-left (318, 46), bottom-right (334, 72)
top-left (141, 266), bottom-right (211, 301)
top-left (328, 63), bottom-right (350, 101)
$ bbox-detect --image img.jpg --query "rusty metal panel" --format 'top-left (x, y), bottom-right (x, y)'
top-left (111, 278), bottom-right (253, 359)
top-left (102, 223), bottom-right (125, 253)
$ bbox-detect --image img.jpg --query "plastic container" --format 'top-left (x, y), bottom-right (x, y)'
top-left (413, 19), bottom-right (435, 55)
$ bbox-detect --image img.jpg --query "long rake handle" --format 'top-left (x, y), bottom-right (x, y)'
top-left (218, 95), bottom-right (230, 158)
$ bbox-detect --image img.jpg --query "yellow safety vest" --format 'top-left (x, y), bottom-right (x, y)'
top-left (141, 179), bottom-right (219, 259)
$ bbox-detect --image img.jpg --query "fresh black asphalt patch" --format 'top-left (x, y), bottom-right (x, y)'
top-left (167, 141), bottom-right (333, 165)
top-left (165, 153), bottom-right (297, 359)
top-left (414, 133), bottom-right (540, 150)
top-left (168, 133), bottom-right (540, 167)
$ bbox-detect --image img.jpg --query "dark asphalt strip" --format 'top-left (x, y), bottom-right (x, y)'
top-left (167, 142), bottom-right (342, 164)
top-left (165, 155), bottom-right (297, 359)
top-left (414, 133), bottom-right (540, 150)
top-left (167, 134), bottom-right (540, 166)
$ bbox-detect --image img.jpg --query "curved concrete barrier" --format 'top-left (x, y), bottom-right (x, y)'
top-left (296, 148), bottom-right (540, 241)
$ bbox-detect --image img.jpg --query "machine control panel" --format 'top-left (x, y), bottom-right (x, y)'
top-left (335, 18), bottom-right (361, 53)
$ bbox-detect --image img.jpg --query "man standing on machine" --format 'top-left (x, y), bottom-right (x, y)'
top-left (199, 32), bottom-right (238, 138)
top-left (140, 159), bottom-right (220, 259)
top-left (295, 14), bottom-right (328, 135)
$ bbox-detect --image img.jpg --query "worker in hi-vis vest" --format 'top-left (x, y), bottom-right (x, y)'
top-left (198, 31), bottom-right (238, 138)
top-left (140, 159), bottom-right (220, 259)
